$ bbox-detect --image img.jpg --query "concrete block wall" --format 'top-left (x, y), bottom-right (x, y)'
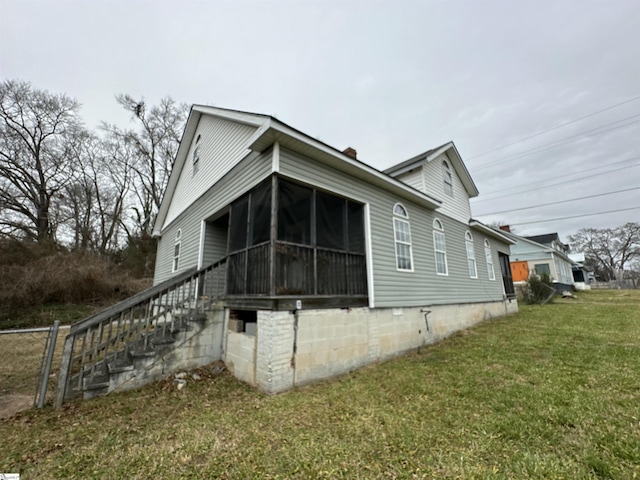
top-left (112, 308), bottom-right (225, 393)
top-left (222, 299), bottom-right (518, 394)
top-left (225, 331), bottom-right (256, 385)
top-left (255, 311), bottom-right (295, 394)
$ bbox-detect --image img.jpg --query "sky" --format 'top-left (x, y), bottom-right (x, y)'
top-left (1, 0), bottom-right (639, 243)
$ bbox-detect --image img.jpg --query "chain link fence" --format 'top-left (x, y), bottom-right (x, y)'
top-left (0, 322), bottom-right (67, 419)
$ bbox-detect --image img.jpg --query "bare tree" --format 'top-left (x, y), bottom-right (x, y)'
top-left (108, 95), bottom-right (188, 235)
top-left (59, 131), bottom-right (133, 253)
top-left (569, 222), bottom-right (640, 280)
top-left (0, 80), bottom-right (84, 243)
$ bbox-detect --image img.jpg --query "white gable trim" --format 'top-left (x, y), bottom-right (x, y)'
top-left (386, 142), bottom-right (479, 199)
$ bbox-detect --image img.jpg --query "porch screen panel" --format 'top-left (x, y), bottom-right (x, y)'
top-left (278, 180), bottom-right (312, 245)
top-left (316, 192), bottom-right (345, 250)
top-left (227, 252), bottom-right (246, 294)
top-left (275, 244), bottom-right (313, 295)
top-left (348, 202), bottom-right (365, 254)
top-left (246, 244), bottom-right (270, 294)
top-left (229, 197), bottom-right (248, 252)
top-left (250, 181), bottom-right (271, 246)
top-left (346, 254), bottom-right (367, 295)
top-left (317, 250), bottom-right (347, 295)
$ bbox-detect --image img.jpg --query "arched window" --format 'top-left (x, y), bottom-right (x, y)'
top-left (433, 218), bottom-right (448, 275)
top-left (393, 203), bottom-right (413, 271)
top-left (465, 231), bottom-right (477, 278)
top-left (484, 239), bottom-right (495, 280)
top-left (173, 229), bottom-right (182, 272)
top-left (442, 161), bottom-right (453, 196)
top-left (192, 134), bottom-right (201, 176)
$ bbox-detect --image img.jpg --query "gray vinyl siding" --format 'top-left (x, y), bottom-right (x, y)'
top-left (421, 153), bottom-right (472, 223)
top-left (395, 168), bottom-right (423, 191)
top-left (154, 150), bottom-right (273, 284)
top-left (163, 115), bottom-right (258, 229)
top-left (202, 221), bottom-right (228, 267)
top-left (279, 147), bottom-right (506, 307)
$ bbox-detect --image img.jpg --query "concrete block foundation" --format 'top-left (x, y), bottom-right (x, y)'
top-left (222, 298), bottom-right (518, 394)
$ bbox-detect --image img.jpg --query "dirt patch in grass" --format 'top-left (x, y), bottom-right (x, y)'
top-left (0, 394), bottom-right (33, 419)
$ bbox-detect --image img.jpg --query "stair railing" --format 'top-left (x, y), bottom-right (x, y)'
top-left (54, 257), bottom-right (227, 407)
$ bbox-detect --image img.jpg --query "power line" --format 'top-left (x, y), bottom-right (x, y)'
top-left (477, 155), bottom-right (640, 197)
top-left (473, 115), bottom-right (640, 171)
top-left (506, 206), bottom-right (640, 227)
top-left (472, 161), bottom-right (640, 203)
top-left (476, 187), bottom-right (640, 216)
top-left (467, 94), bottom-right (640, 161)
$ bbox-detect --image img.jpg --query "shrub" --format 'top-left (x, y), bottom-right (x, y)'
top-left (0, 239), bottom-right (150, 326)
top-left (523, 273), bottom-right (556, 305)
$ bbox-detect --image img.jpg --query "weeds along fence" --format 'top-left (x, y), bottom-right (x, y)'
top-left (591, 280), bottom-right (639, 290)
top-left (0, 322), bottom-right (68, 416)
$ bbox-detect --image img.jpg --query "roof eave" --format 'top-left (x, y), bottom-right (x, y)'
top-left (469, 220), bottom-right (516, 244)
top-left (248, 122), bottom-right (442, 210)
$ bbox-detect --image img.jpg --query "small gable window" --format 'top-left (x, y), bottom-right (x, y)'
top-left (465, 231), bottom-right (477, 278)
top-left (433, 218), bottom-right (448, 275)
top-left (393, 203), bottom-right (413, 271)
top-left (485, 239), bottom-right (495, 280)
top-left (442, 161), bottom-right (453, 196)
top-left (173, 229), bottom-right (182, 272)
top-left (192, 134), bottom-right (201, 176)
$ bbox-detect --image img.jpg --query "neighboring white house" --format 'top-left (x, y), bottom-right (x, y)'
top-left (500, 230), bottom-right (575, 292)
top-left (147, 105), bottom-right (519, 393)
top-left (568, 253), bottom-right (594, 290)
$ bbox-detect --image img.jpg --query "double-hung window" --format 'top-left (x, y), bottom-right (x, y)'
top-left (192, 134), bottom-right (201, 176)
top-left (465, 231), bottom-right (477, 278)
top-left (433, 218), bottom-right (448, 275)
top-left (393, 204), bottom-right (413, 271)
top-left (484, 239), bottom-right (495, 280)
top-left (173, 229), bottom-right (182, 272)
top-left (442, 161), bottom-right (453, 196)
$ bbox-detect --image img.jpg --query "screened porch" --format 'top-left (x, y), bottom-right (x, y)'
top-left (210, 175), bottom-right (368, 310)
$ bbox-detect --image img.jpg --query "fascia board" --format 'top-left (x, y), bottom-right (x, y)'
top-left (442, 143), bottom-right (480, 198)
top-left (248, 122), bottom-right (443, 210)
top-left (152, 108), bottom-right (201, 236)
top-left (192, 105), bottom-right (267, 128)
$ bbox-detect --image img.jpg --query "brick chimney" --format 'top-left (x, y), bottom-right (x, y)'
top-left (342, 147), bottom-right (357, 159)
top-left (499, 225), bottom-right (511, 232)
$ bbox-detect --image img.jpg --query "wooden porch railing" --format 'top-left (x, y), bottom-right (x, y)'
top-left (54, 257), bottom-right (227, 407)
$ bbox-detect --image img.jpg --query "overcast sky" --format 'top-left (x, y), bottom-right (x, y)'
top-left (1, 0), bottom-right (639, 242)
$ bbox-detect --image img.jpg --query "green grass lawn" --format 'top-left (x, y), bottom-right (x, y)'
top-left (1, 290), bottom-right (639, 479)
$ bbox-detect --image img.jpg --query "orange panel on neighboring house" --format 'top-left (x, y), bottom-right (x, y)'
top-left (510, 261), bottom-right (529, 282)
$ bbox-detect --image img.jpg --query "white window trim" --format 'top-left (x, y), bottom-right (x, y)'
top-left (393, 203), bottom-right (414, 272)
top-left (172, 229), bottom-right (182, 272)
top-left (465, 231), bottom-right (477, 279)
top-left (484, 239), bottom-right (495, 281)
top-left (433, 218), bottom-right (448, 276)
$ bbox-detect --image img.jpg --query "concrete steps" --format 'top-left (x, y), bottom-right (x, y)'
top-left (71, 307), bottom-right (223, 400)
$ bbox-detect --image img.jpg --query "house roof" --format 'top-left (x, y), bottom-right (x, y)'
top-left (154, 105), bottom-right (445, 235)
top-left (523, 233), bottom-right (569, 251)
top-left (500, 230), bottom-right (575, 264)
top-left (383, 142), bottom-right (480, 198)
top-left (524, 233), bottom-right (559, 245)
